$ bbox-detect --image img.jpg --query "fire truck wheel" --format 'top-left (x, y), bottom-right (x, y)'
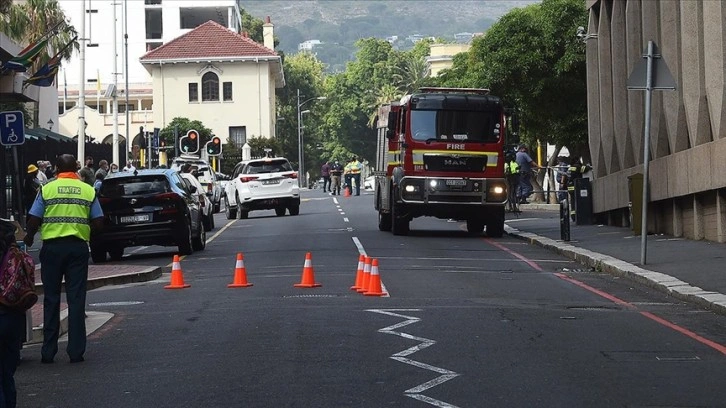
top-left (391, 200), bottom-right (409, 236)
top-left (378, 209), bottom-right (392, 231)
top-left (466, 218), bottom-right (485, 235)
top-left (486, 212), bottom-right (505, 237)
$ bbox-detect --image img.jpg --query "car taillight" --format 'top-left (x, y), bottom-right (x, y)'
top-left (156, 193), bottom-right (179, 200)
top-left (157, 192), bottom-right (181, 214)
top-left (286, 172), bottom-right (298, 179)
top-left (207, 183), bottom-right (212, 192)
top-left (240, 176), bottom-right (259, 183)
top-left (99, 197), bottom-right (112, 204)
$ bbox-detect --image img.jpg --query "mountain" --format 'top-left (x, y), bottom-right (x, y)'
top-left (240, 1), bottom-right (539, 71)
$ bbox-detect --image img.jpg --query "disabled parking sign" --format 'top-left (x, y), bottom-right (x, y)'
top-left (0, 111), bottom-right (25, 146)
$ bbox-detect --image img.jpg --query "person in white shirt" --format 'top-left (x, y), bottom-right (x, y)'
top-left (36, 161), bottom-right (48, 185)
top-left (122, 162), bottom-right (136, 172)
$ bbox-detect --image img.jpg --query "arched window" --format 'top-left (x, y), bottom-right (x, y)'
top-left (201, 72), bottom-right (219, 101)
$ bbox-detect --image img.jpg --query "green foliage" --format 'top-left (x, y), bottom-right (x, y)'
top-left (239, 7), bottom-right (279, 49)
top-left (158, 117), bottom-right (214, 157)
top-left (0, 103), bottom-right (33, 128)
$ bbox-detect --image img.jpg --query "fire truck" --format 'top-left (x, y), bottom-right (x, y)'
top-left (374, 87), bottom-right (510, 236)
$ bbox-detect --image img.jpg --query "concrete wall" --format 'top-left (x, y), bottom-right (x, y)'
top-left (587, 0), bottom-right (726, 242)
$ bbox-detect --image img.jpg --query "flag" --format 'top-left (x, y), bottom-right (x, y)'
top-left (23, 36), bottom-right (76, 88)
top-left (3, 37), bottom-right (50, 72)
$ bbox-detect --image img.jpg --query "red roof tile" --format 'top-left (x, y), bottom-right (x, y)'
top-left (140, 20), bottom-right (276, 62)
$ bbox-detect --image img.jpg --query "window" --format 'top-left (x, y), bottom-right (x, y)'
top-left (229, 126), bottom-right (246, 147)
top-left (146, 42), bottom-right (162, 51)
top-left (145, 9), bottom-right (162, 40)
top-left (188, 83), bottom-right (198, 102)
top-left (201, 72), bottom-right (219, 101)
top-left (223, 82), bottom-right (233, 101)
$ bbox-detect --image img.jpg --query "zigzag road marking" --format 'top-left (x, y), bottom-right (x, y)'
top-left (368, 309), bottom-right (461, 408)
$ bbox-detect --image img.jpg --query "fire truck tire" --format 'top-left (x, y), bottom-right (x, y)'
top-left (378, 210), bottom-right (392, 231)
top-left (391, 200), bottom-right (409, 236)
top-left (486, 209), bottom-right (505, 238)
top-left (466, 218), bottom-right (485, 235)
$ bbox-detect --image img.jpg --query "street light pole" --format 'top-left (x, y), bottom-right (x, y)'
top-left (296, 89), bottom-right (327, 188)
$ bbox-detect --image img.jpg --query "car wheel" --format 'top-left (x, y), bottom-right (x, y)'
top-left (288, 204), bottom-right (300, 216)
top-left (275, 207), bottom-right (286, 217)
top-left (193, 218), bottom-right (206, 251)
top-left (238, 210), bottom-right (249, 219)
top-left (203, 213), bottom-right (213, 231)
top-left (90, 245), bottom-right (107, 263)
top-left (225, 197), bottom-right (237, 219)
top-left (213, 202), bottom-right (221, 214)
top-left (108, 247), bottom-right (124, 261)
top-left (209, 212), bottom-right (215, 229)
top-left (178, 218), bottom-right (194, 255)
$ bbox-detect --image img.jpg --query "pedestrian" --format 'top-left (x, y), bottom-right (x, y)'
top-left (349, 156), bottom-right (362, 196)
top-left (320, 161), bottom-right (331, 193)
top-left (36, 161), bottom-right (48, 185)
top-left (78, 156), bottom-right (94, 185)
top-left (515, 145), bottom-right (538, 204)
top-left (95, 160), bottom-right (109, 180)
top-left (109, 163), bottom-right (119, 174)
top-left (122, 161), bottom-right (136, 172)
top-left (44, 161), bottom-right (54, 180)
top-left (329, 160), bottom-right (343, 195)
top-left (93, 172), bottom-right (104, 194)
top-left (23, 165), bottom-right (41, 212)
top-left (23, 154), bottom-right (104, 364)
top-left (0, 220), bottom-right (25, 408)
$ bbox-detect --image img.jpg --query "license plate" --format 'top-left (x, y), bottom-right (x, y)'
top-left (262, 179), bottom-right (280, 185)
top-left (120, 214), bottom-right (150, 223)
top-left (445, 179), bottom-right (467, 186)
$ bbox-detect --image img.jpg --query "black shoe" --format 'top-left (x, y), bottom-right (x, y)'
top-left (41, 357), bottom-right (54, 364)
top-left (70, 356), bottom-right (84, 363)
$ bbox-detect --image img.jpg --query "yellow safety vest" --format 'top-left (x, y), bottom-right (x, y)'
top-left (349, 161), bottom-right (361, 174)
top-left (40, 177), bottom-right (96, 242)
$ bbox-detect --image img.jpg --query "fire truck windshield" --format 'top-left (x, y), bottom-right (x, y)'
top-left (410, 109), bottom-right (500, 143)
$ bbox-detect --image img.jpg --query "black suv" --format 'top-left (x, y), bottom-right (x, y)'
top-left (90, 169), bottom-right (206, 262)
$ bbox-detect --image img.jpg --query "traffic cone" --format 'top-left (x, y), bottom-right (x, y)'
top-left (364, 258), bottom-right (387, 297)
top-left (357, 256), bottom-right (372, 293)
top-left (294, 252), bottom-right (321, 288)
top-left (228, 253), bottom-right (253, 288)
top-left (350, 254), bottom-right (365, 291)
top-left (344, 186), bottom-right (351, 197)
top-left (165, 255), bottom-right (191, 289)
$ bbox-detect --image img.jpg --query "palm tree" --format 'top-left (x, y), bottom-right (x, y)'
top-left (393, 55), bottom-right (430, 94)
top-left (365, 84), bottom-right (402, 129)
top-left (0, 0), bottom-right (78, 68)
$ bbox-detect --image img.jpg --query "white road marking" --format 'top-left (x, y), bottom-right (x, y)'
top-left (368, 309), bottom-right (460, 407)
top-left (343, 217), bottom-right (350, 222)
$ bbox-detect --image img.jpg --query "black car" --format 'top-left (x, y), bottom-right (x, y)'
top-left (90, 169), bottom-right (206, 263)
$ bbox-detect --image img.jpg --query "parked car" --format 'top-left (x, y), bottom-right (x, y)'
top-left (363, 175), bottom-right (375, 190)
top-left (180, 171), bottom-right (214, 232)
top-left (224, 157), bottom-right (300, 219)
top-left (171, 155), bottom-right (223, 213)
top-left (90, 169), bottom-right (206, 263)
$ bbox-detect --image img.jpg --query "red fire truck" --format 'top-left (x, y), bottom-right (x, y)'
top-left (374, 87), bottom-right (510, 236)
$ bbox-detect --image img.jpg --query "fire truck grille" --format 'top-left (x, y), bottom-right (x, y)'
top-left (423, 155), bottom-right (488, 172)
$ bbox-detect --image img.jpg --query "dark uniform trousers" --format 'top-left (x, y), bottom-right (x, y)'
top-left (39, 238), bottom-right (89, 361)
top-left (0, 309), bottom-right (24, 408)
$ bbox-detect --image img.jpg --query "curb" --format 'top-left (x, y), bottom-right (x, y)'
top-left (504, 225), bottom-right (726, 316)
top-left (29, 266), bottom-right (163, 344)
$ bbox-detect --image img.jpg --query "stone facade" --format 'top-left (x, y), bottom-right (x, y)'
top-left (586, 0), bottom-right (726, 242)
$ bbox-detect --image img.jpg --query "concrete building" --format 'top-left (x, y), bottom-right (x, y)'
top-left (426, 43), bottom-right (471, 77)
top-left (585, 0), bottom-right (726, 242)
top-left (298, 40), bottom-right (322, 52)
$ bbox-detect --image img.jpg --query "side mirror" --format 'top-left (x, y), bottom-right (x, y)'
top-left (189, 185), bottom-right (197, 194)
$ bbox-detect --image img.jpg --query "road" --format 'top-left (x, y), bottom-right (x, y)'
top-left (16, 188), bottom-right (726, 408)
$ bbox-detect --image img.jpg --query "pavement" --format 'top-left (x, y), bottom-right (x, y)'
top-left (25, 202), bottom-right (726, 344)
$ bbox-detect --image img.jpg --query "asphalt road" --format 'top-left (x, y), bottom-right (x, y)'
top-left (16, 188), bottom-right (726, 408)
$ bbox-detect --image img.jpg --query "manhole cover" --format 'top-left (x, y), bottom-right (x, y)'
top-left (89, 301), bottom-right (145, 307)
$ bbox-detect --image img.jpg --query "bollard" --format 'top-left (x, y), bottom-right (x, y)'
top-left (560, 197), bottom-right (570, 241)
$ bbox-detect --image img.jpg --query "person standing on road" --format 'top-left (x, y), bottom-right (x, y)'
top-left (23, 154), bottom-right (104, 364)
top-left (95, 160), bottom-right (109, 180)
top-left (320, 161), bottom-right (331, 193)
top-left (23, 165), bottom-right (41, 212)
top-left (0, 220), bottom-right (25, 408)
top-left (122, 161), bottom-right (136, 172)
top-left (515, 145), bottom-right (538, 204)
top-left (329, 160), bottom-right (343, 195)
top-left (78, 156), bottom-right (95, 186)
top-left (348, 157), bottom-right (362, 196)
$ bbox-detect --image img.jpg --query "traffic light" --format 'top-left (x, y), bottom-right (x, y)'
top-left (179, 129), bottom-right (199, 154)
top-left (206, 136), bottom-right (222, 156)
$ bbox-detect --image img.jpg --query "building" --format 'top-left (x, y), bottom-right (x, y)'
top-left (426, 43), bottom-right (471, 77)
top-left (298, 40), bottom-right (322, 52)
top-left (56, 0), bottom-right (249, 150)
top-left (585, 0), bottom-right (726, 242)
top-left (139, 20), bottom-right (284, 147)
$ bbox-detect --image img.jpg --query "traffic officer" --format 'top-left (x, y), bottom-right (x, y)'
top-left (504, 152), bottom-right (520, 211)
top-left (23, 154), bottom-right (104, 364)
top-left (345, 156), bottom-right (362, 196)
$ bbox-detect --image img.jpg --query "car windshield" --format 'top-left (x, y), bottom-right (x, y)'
top-left (100, 175), bottom-right (170, 198)
top-left (410, 109), bottom-right (500, 143)
top-left (244, 160), bottom-right (292, 174)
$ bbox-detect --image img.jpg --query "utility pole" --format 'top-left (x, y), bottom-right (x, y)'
top-left (124, 0), bottom-right (129, 164)
top-left (77, 0), bottom-right (86, 162)
top-left (112, 1), bottom-right (120, 166)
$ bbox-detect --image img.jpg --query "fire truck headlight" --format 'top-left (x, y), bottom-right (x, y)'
top-left (429, 180), bottom-right (438, 189)
top-left (405, 185), bottom-right (417, 193)
top-left (492, 186), bottom-right (505, 195)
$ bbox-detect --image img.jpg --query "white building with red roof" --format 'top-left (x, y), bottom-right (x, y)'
top-left (139, 19), bottom-right (284, 146)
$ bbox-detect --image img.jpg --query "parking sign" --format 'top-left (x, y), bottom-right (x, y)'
top-left (0, 111), bottom-right (25, 146)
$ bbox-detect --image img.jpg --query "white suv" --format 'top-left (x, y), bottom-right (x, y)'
top-left (224, 157), bottom-right (300, 219)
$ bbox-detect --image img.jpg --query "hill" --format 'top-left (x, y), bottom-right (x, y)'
top-left (240, 0), bottom-right (539, 71)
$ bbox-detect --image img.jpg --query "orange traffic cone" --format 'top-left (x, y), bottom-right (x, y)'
top-left (350, 254), bottom-right (365, 291)
top-left (294, 252), bottom-right (321, 288)
top-left (165, 255), bottom-right (191, 289)
top-left (357, 256), bottom-right (372, 293)
top-left (365, 258), bottom-right (387, 297)
top-left (344, 186), bottom-right (351, 197)
top-left (228, 253), bottom-right (253, 288)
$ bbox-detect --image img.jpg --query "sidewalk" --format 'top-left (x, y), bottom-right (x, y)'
top-left (28, 264), bottom-right (163, 344)
top-left (506, 204), bottom-right (726, 315)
